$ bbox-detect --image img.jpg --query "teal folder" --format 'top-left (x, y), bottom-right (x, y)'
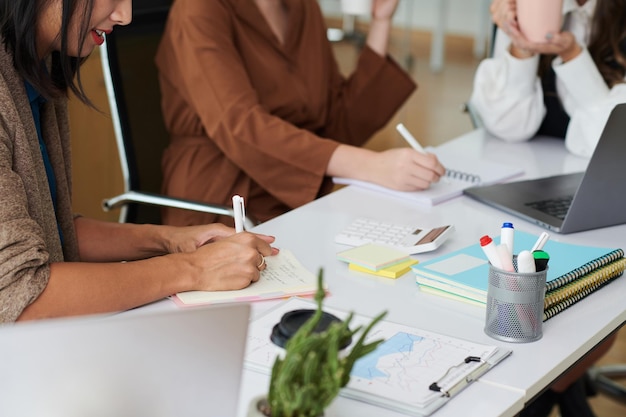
top-left (412, 231), bottom-right (623, 304)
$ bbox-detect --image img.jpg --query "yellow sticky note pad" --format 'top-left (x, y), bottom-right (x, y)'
top-left (337, 243), bottom-right (410, 270)
top-left (349, 258), bottom-right (418, 279)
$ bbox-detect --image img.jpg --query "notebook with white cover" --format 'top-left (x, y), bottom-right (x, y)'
top-left (333, 145), bottom-right (523, 205)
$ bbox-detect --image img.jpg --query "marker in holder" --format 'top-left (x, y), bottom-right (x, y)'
top-left (484, 256), bottom-right (547, 343)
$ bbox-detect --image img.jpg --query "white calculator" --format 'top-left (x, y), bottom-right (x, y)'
top-left (335, 217), bottom-right (454, 254)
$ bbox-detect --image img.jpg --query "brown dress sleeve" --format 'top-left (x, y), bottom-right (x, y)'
top-left (156, 0), bottom-right (415, 222)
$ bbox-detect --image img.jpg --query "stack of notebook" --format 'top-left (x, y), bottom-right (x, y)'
top-left (411, 231), bottom-right (625, 320)
top-left (337, 243), bottom-right (417, 279)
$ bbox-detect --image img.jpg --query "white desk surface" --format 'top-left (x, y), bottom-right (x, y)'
top-left (238, 129), bottom-right (626, 416)
top-left (141, 129), bottom-right (625, 417)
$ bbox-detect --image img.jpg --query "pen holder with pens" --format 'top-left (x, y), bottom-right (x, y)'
top-left (484, 258), bottom-right (547, 343)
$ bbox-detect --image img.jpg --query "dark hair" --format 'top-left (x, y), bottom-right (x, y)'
top-left (539, 0), bottom-right (626, 88)
top-left (0, 0), bottom-right (94, 103)
top-left (587, 0), bottom-right (626, 87)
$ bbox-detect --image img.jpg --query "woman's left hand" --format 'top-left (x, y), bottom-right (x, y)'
top-left (162, 223), bottom-right (277, 254)
top-left (371, 0), bottom-right (399, 21)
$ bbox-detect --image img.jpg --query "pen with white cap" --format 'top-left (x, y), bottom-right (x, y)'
top-left (531, 232), bottom-right (550, 252)
top-left (500, 222), bottom-right (515, 255)
top-left (517, 250), bottom-right (536, 273)
top-left (396, 123), bottom-right (426, 154)
top-left (232, 195), bottom-right (245, 233)
top-left (480, 235), bottom-right (503, 269)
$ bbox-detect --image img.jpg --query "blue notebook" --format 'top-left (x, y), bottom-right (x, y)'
top-left (412, 231), bottom-right (624, 304)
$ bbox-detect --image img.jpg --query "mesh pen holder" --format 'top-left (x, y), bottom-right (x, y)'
top-left (484, 263), bottom-right (547, 343)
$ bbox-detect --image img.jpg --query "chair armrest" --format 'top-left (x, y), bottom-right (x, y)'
top-left (103, 191), bottom-right (259, 230)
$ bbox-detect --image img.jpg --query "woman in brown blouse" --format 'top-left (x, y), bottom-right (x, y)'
top-left (156, 0), bottom-right (445, 225)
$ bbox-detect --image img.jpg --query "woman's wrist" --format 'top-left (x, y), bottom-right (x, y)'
top-left (559, 42), bottom-right (582, 63)
top-left (327, 145), bottom-right (377, 181)
top-left (509, 44), bottom-right (535, 59)
top-left (136, 223), bottom-right (172, 256)
top-left (366, 18), bottom-right (392, 57)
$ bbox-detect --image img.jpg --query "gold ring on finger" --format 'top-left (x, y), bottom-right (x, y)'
top-left (257, 255), bottom-right (266, 270)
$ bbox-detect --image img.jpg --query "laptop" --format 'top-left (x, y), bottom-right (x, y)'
top-left (464, 103), bottom-right (626, 234)
top-left (0, 304), bottom-right (250, 417)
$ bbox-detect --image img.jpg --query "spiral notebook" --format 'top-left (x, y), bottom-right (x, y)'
top-left (411, 231), bottom-right (625, 311)
top-left (333, 146), bottom-right (523, 205)
top-left (543, 257), bottom-right (626, 320)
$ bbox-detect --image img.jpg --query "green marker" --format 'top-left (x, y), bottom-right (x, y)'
top-left (532, 250), bottom-right (550, 272)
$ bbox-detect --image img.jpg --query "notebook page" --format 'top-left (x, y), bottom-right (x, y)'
top-left (173, 250), bottom-right (318, 306)
top-left (333, 147), bottom-right (523, 205)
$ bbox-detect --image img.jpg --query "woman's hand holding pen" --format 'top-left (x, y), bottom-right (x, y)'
top-left (327, 144), bottom-right (445, 191)
top-left (158, 223), bottom-right (278, 290)
top-left (157, 223), bottom-right (274, 254)
top-left (367, 147), bottom-right (445, 191)
top-left (176, 231), bottom-right (276, 291)
top-left (183, 233), bottom-right (274, 291)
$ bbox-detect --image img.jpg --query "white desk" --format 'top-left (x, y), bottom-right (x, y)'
top-left (232, 128), bottom-right (626, 416)
top-left (131, 129), bottom-right (624, 416)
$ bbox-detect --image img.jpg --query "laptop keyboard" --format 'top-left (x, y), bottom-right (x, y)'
top-left (525, 195), bottom-right (573, 220)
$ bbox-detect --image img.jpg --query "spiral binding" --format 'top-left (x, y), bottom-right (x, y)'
top-left (543, 258), bottom-right (626, 321)
top-left (545, 248), bottom-right (625, 292)
top-left (445, 169), bottom-right (481, 184)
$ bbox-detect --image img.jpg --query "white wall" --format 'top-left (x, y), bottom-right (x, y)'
top-left (319, 0), bottom-right (490, 37)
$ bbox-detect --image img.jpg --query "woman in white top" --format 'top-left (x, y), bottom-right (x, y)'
top-left (470, 0), bottom-right (626, 157)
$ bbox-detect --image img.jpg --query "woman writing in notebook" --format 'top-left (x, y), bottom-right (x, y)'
top-left (155, 0), bottom-right (445, 226)
top-left (0, 0), bottom-right (277, 323)
top-left (470, 0), bottom-right (626, 157)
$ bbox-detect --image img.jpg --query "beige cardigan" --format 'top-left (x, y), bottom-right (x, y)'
top-left (0, 42), bottom-right (80, 323)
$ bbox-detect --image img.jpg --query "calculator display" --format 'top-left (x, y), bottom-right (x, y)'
top-left (416, 225), bottom-right (451, 244)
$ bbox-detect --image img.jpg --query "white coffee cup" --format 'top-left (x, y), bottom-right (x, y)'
top-left (516, 0), bottom-right (563, 43)
top-left (340, 0), bottom-right (372, 16)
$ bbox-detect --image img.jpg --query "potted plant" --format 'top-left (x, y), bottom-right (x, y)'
top-left (249, 269), bottom-right (387, 417)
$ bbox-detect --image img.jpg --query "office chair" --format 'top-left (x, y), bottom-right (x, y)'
top-left (100, 1), bottom-right (257, 228)
top-left (588, 363), bottom-right (626, 405)
top-left (461, 22), bottom-right (498, 129)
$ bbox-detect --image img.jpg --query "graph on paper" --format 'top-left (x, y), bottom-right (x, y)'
top-left (244, 298), bottom-right (504, 414)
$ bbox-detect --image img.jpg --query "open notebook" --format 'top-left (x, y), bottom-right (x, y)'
top-left (333, 145), bottom-right (523, 205)
top-left (173, 250), bottom-right (320, 306)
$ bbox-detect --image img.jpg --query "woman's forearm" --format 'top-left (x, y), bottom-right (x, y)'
top-left (366, 17), bottom-right (392, 57)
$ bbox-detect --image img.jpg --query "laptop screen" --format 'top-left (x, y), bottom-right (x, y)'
top-left (0, 304), bottom-right (250, 417)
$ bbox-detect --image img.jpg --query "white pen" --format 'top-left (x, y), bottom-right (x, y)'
top-left (479, 235), bottom-right (503, 269)
top-left (396, 123), bottom-right (450, 184)
top-left (396, 123), bottom-right (426, 154)
top-left (232, 194), bottom-right (245, 233)
top-left (517, 250), bottom-right (536, 273)
top-left (531, 232), bottom-right (550, 252)
top-left (496, 244), bottom-right (515, 272)
top-left (500, 222), bottom-right (515, 255)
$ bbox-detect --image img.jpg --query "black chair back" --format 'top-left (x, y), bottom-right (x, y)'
top-left (103, 2), bottom-right (171, 223)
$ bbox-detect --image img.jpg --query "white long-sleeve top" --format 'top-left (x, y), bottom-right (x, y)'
top-left (470, 0), bottom-right (626, 157)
